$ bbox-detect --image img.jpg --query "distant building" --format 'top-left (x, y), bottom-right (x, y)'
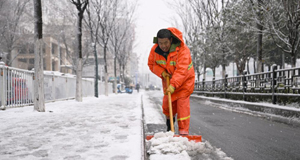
top-left (11, 36), bottom-right (73, 74)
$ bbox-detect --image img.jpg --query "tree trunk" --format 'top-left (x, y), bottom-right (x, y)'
top-left (203, 54), bottom-right (206, 80)
top-left (291, 53), bottom-right (296, 68)
top-left (282, 52), bottom-right (285, 69)
top-left (86, 6), bottom-right (98, 98)
top-left (75, 13), bottom-right (83, 102)
top-left (222, 64), bottom-right (226, 79)
top-left (197, 70), bottom-right (200, 82)
top-left (73, 0), bottom-right (88, 102)
top-left (104, 45), bottom-right (108, 96)
top-left (76, 59), bottom-right (82, 101)
top-left (33, 0), bottom-right (45, 112)
top-left (114, 53), bottom-right (117, 93)
top-left (119, 62), bottom-right (122, 82)
top-left (93, 44), bottom-right (98, 97)
top-left (247, 58), bottom-right (250, 74)
top-left (256, 0), bottom-right (263, 73)
top-left (203, 66), bottom-right (206, 80)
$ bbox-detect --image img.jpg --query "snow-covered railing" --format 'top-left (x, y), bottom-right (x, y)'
top-left (194, 65), bottom-right (300, 104)
top-left (0, 61), bottom-right (112, 109)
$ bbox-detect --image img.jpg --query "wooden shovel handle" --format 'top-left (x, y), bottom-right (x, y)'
top-left (166, 76), bottom-right (174, 132)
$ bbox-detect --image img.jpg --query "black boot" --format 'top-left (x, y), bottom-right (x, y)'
top-left (166, 117), bottom-right (175, 131)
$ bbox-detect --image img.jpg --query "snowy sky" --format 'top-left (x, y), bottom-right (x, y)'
top-left (134, 0), bottom-right (181, 74)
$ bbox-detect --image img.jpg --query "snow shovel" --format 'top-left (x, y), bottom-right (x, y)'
top-left (146, 76), bottom-right (202, 142)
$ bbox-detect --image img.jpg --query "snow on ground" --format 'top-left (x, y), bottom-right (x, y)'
top-left (142, 90), bottom-right (165, 124)
top-left (0, 93), bottom-right (143, 160)
top-left (146, 132), bottom-right (233, 160)
top-left (0, 90), bottom-right (233, 160)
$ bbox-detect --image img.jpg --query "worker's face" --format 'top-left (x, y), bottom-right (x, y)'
top-left (158, 38), bottom-right (172, 52)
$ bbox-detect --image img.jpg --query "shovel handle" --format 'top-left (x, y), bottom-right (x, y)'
top-left (166, 76), bottom-right (175, 132)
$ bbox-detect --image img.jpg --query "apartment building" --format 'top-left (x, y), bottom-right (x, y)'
top-left (11, 36), bottom-right (73, 74)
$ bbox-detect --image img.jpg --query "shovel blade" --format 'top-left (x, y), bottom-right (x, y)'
top-left (146, 134), bottom-right (202, 143)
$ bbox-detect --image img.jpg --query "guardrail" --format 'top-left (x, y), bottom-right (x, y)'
top-left (0, 61), bottom-right (112, 109)
top-left (194, 65), bottom-right (300, 105)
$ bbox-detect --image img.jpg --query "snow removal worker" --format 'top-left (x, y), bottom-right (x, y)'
top-left (148, 27), bottom-right (195, 135)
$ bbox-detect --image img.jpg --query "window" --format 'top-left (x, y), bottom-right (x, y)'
top-left (18, 58), bottom-right (27, 63)
top-left (52, 43), bottom-right (58, 55)
top-left (60, 48), bottom-right (63, 65)
top-left (52, 61), bottom-right (56, 71)
top-left (43, 43), bottom-right (46, 53)
top-left (29, 58), bottom-right (34, 64)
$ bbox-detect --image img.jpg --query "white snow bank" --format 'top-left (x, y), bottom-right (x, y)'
top-left (147, 131), bottom-right (233, 160)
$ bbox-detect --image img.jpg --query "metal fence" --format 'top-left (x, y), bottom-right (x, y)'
top-left (194, 65), bottom-right (300, 104)
top-left (0, 61), bottom-right (112, 109)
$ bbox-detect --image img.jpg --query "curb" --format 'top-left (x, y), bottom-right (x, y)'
top-left (140, 94), bottom-right (147, 160)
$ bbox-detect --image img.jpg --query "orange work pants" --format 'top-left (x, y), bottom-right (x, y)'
top-left (162, 95), bottom-right (190, 135)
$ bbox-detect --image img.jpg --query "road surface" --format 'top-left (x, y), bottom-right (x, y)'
top-left (190, 97), bottom-right (300, 160)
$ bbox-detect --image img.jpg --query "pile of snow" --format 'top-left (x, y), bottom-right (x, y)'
top-left (147, 132), bottom-right (233, 160)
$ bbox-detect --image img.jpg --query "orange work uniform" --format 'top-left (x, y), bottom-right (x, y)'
top-left (148, 27), bottom-right (195, 135)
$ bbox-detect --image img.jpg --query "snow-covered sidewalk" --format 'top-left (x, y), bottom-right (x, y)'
top-left (0, 93), bottom-right (143, 160)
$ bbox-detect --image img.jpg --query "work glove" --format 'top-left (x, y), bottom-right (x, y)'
top-left (161, 71), bottom-right (171, 79)
top-left (164, 85), bottom-right (175, 95)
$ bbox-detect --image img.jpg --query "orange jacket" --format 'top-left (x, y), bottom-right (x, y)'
top-left (148, 27), bottom-right (195, 101)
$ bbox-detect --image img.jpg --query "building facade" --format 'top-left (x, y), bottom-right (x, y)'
top-left (11, 36), bottom-right (73, 74)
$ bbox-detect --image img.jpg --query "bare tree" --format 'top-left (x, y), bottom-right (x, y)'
top-left (70, 0), bottom-right (88, 102)
top-left (224, 0), bottom-right (256, 75)
top-left (0, 0), bottom-right (30, 66)
top-left (249, 0), bottom-right (264, 73)
top-left (187, 0), bottom-right (225, 78)
top-left (172, 0), bottom-right (204, 81)
top-left (110, 1), bottom-right (137, 93)
top-left (94, 0), bottom-right (119, 96)
top-left (118, 26), bottom-right (135, 85)
top-left (265, 0), bottom-right (300, 67)
top-left (84, 1), bottom-right (101, 97)
top-left (33, 0), bottom-right (45, 112)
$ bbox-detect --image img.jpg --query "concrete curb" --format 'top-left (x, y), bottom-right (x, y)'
top-left (191, 95), bottom-right (300, 126)
top-left (140, 94), bottom-right (147, 160)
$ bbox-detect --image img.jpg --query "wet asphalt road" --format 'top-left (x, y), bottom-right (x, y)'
top-left (189, 97), bottom-right (300, 160)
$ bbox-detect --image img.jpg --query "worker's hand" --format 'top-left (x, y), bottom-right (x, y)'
top-left (164, 85), bottom-right (175, 95)
top-left (161, 71), bottom-right (171, 79)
